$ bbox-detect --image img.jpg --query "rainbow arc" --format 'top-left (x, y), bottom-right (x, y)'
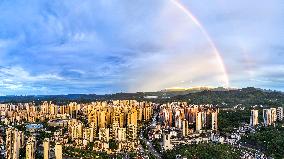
top-left (170, 0), bottom-right (229, 87)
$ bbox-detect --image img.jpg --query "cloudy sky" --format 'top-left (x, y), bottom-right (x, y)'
top-left (0, 0), bottom-right (283, 95)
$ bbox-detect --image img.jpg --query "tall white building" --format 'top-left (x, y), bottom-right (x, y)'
top-left (196, 112), bottom-right (202, 132)
top-left (250, 110), bottom-right (258, 127)
top-left (277, 107), bottom-right (283, 121)
top-left (271, 108), bottom-right (277, 123)
top-left (263, 109), bottom-right (272, 126)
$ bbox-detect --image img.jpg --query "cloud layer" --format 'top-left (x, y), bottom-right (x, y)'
top-left (0, 0), bottom-right (283, 95)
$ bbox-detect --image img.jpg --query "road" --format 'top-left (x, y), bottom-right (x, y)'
top-left (140, 113), bottom-right (162, 159)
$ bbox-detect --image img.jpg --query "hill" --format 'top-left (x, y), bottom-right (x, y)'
top-left (0, 87), bottom-right (283, 107)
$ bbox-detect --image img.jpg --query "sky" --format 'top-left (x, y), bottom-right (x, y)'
top-left (0, 0), bottom-right (284, 95)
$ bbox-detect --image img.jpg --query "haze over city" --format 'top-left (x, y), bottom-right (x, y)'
top-left (0, 0), bottom-right (283, 95)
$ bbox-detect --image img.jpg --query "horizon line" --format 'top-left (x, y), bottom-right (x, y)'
top-left (0, 86), bottom-right (282, 97)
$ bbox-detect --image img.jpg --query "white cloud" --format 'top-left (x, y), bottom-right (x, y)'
top-left (0, 66), bottom-right (63, 92)
top-left (0, 0), bottom-right (284, 94)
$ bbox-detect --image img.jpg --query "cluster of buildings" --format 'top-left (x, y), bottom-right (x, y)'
top-left (250, 107), bottom-right (283, 127)
top-left (2, 99), bottom-right (280, 158)
top-left (5, 128), bottom-right (24, 159)
top-left (146, 102), bottom-right (219, 151)
top-left (0, 100), bottom-right (154, 158)
top-left (66, 100), bottom-right (153, 152)
top-left (159, 103), bottom-right (218, 132)
top-left (5, 127), bottom-right (63, 159)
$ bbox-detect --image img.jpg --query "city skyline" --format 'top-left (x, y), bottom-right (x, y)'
top-left (0, 0), bottom-right (284, 95)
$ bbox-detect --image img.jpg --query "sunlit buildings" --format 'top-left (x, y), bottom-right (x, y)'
top-left (55, 142), bottom-right (63, 159)
top-left (2, 100), bottom-right (154, 155)
top-left (263, 109), bottom-right (272, 126)
top-left (250, 110), bottom-right (258, 127)
top-left (99, 128), bottom-right (110, 149)
top-left (277, 107), bottom-right (283, 121)
top-left (26, 142), bottom-right (34, 159)
top-left (196, 112), bottom-right (202, 132)
top-left (26, 137), bottom-right (36, 159)
top-left (271, 108), bottom-right (277, 123)
top-left (143, 105), bottom-right (152, 121)
top-left (117, 128), bottom-right (127, 142)
top-left (159, 103), bottom-right (218, 131)
top-left (6, 128), bottom-right (21, 159)
top-left (262, 107), bottom-right (282, 126)
top-left (127, 124), bottom-right (137, 142)
top-left (43, 138), bottom-right (50, 159)
top-left (5, 128), bottom-right (13, 159)
top-left (182, 119), bottom-right (188, 137)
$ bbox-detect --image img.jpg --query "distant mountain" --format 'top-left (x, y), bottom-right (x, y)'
top-left (161, 86), bottom-right (236, 92)
top-left (171, 87), bottom-right (284, 107)
top-left (0, 87), bottom-right (283, 107)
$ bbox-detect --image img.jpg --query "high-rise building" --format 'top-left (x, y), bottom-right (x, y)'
top-left (212, 112), bottom-right (218, 131)
top-left (13, 130), bottom-right (21, 159)
top-left (127, 124), bottom-right (137, 141)
top-left (169, 111), bottom-right (173, 127)
top-left (196, 112), bottom-right (202, 132)
top-left (6, 128), bottom-right (21, 159)
top-left (99, 128), bottom-right (110, 149)
top-left (250, 110), bottom-right (258, 127)
top-left (117, 128), bottom-right (127, 142)
top-left (89, 121), bottom-right (97, 137)
top-left (263, 109), bottom-right (272, 126)
top-left (26, 136), bottom-right (36, 159)
top-left (138, 107), bottom-right (143, 121)
top-left (182, 119), bottom-right (188, 137)
top-left (99, 111), bottom-right (106, 128)
top-left (89, 127), bottom-right (94, 142)
top-left (175, 117), bottom-right (182, 129)
top-left (271, 108), bottom-right (277, 123)
top-left (43, 138), bottom-right (50, 159)
top-left (201, 111), bottom-right (207, 128)
top-left (119, 112), bottom-right (124, 128)
top-left (6, 128), bottom-right (13, 159)
top-left (112, 121), bottom-right (120, 139)
top-left (26, 142), bottom-right (34, 159)
top-left (277, 107), bottom-right (283, 121)
top-left (99, 128), bottom-right (110, 142)
top-left (55, 142), bottom-right (62, 159)
top-left (83, 127), bottom-right (94, 143)
top-left (143, 106), bottom-right (152, 121)
top-left (76, 122), bottom-right (83, 139)
top-left (127, 109), bottom-right (137, 127)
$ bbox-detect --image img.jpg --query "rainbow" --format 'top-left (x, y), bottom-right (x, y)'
top-left (170, 0), bottom-right (229, 87)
